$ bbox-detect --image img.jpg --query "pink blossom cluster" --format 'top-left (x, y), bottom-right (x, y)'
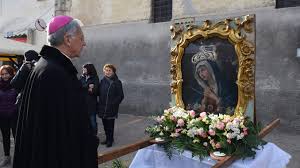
top-left (152, 107), bottom-right (249, 150)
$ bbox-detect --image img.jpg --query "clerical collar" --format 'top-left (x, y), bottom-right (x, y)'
top-left (54, 47), bottom-right (72, 60)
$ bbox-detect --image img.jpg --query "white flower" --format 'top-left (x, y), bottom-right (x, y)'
top-left (209, 124), bottom-right (216, 130)
top-left (193, 139), bottom-right (200, 143)
top-left (173, 107), bottom-right (189, 119)
top-left (223, 115), bottom-right (232, 123)
top-left (187, 127), bottom-right (198, 138)
top-left (233, 118), bottom-right (240, 125)
top-left (240, 122), bottom-right (246, 128)
top-left (173, 109), bottom-right (189, 119)
top-left (181, 129), bottom-right (187, 134)
top-left (170, 133), bottom-right (180, 137)
top-left (164, 126), bottom-right (169, 131)
top-left (155, 127), bottom-right (161, 132)
top-left (203, 142), bottom-right (208, 146)
top-left (226, 122), bottom-right (233, 130)
top-left (237, 133), bottom-right (245, 140)
top-left (159, 132), bottom-right (164, 136)
top-left (226, 133), bottom-right (234, 139)
top-left (202, 117), bottom-right (210, 124)
top-left (208, 114), bottom-right (218, 120)
top-left (164, 109), bottom-right (169, 115)
top-left (190, 119), bottom-right (197, 124)
top-left (187, 119), bottom-right (195, 128)
top-left (218, 114), bottom-right (224, 120)
top-left (155, 116), bottom-right (163, 123)
top-left (232, 128), bottom-right (240, 134)
top-left (196, 128), bottom-right (204, 135)
top-left (231, 132), bottom-right (238, 138)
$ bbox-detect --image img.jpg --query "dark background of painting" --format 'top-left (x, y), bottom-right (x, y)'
top-left (182, 37), bottom-right (238, 112)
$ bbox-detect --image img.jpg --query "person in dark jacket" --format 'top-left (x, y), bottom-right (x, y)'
top-left (0, 65), bottom-right (17, 167)
top-left (80, 63), bottom-right (99, 135)
top-left (13, 15), bottom-right (98, 168)
top-left (11, 50), bottom-right (40, 106)
top-left (98, 64), bottom-right (124, 147)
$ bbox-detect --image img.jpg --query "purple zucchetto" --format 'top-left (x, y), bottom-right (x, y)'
top-left (47, 15), bottom-right (73, 35)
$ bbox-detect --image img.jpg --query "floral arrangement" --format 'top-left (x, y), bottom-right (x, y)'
top-left (146, 106), bottom-right (266, 159)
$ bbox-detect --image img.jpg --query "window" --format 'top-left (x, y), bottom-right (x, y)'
top-left (276, 0), bottom-right (300, 8)
top-left (151, 0), bottom-right (172, 23)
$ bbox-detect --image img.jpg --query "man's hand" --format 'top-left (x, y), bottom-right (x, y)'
top-left (88, 84), bottom-right (94, 92)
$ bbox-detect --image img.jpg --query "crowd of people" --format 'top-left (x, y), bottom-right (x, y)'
top-left (0, 15), bottom-right (124, 168)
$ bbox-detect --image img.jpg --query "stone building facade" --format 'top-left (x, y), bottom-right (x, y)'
top-left (1, 0), bottom-right (300, 136)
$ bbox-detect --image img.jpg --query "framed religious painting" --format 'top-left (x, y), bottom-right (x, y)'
top-left (169, 15), bottom-right (255, 121)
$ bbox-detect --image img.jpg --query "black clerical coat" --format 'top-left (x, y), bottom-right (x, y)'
top-left (13, 45), bottom-right (98, 168)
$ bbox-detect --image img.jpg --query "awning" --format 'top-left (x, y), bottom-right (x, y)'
top-left (0, 37), bottom-right (40, 61)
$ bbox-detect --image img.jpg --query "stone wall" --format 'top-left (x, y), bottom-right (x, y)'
top-left (70, 0), bottom-right (275, 25)
top-left (70, 0), bottom-right (151, 25)
top-left (172, 0), bottom-right (275, 18)
top-left (73, 22), bottom-right (172, 116)
top-left (73, 6), bottom-right (300, 135)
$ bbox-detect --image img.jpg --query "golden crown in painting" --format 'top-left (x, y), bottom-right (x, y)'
top-left (191, 45), bottom-right (217, 64)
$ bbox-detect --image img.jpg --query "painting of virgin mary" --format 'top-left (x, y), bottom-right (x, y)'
top-left (182, 43), bottom-right (238, 115)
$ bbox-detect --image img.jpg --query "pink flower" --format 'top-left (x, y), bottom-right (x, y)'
top-left (177, 119), bottom-right (185, 127)
top-left (196, 128), bottom-right (204, 135)
top-left (216, 143), bottom-right (221, 149)
top-left (243, 128), bottom-right (248, 135)
top-left (175, 128), bottom-right (182, 133)
top-left (188, 110), bottom-right (196, 118)
top-left (227, 139), bottom-right (232, 144)
top-left (170, 115), bottom-right (177, 122)
top-left (210, 140), bottom-right (216, 147)
top-left (201, 132), bottom-right (208, 138)
top-left (208, 129), bottom-right (216, 136)
top-left (216, 122), bottom-right (225, 130)
top-left (233, 118), bottom-right (240, 124)
top-left (155, 117), bottom-right (162, 123)
top-left (223, 117), bottom-right (231, 123)
top-left (200, 112), bottom-right (207, 118)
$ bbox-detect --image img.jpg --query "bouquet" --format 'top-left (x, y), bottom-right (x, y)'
top-left (146, 106), bottom-right (266, 159)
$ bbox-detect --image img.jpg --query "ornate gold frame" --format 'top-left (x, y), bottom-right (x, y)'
top-left (170, 15), bottom-right (255, 116)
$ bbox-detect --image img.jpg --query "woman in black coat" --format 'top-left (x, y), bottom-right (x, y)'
top-left (0, 65), bottom-right (17, 167)
top-left (98, 64), bottom-right (124, 147)
top-left (80, 63), bottom-right (99, 135)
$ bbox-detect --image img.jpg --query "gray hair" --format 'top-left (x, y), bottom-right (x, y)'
top-left (47, 19), bottom-right (82, 47)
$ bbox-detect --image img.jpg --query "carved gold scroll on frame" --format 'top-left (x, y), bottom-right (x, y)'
top-left (170, 15), bottom-right (255, 120)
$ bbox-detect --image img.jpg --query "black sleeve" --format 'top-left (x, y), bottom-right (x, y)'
top-left (10, 63), bottom-right (31, 92)
top-left (88, 77), bottom-right (100, 96)
top-left (112, 80), bottom-right (124, 105)
top-left (79, 76), bottom-right (88, 89)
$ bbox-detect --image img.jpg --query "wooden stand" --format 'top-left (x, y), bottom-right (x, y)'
top-left (98, 137), bottom-right (154, 164)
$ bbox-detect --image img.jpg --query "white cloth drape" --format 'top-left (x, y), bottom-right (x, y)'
top-left (129, 143), bottom-right (291, 168)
